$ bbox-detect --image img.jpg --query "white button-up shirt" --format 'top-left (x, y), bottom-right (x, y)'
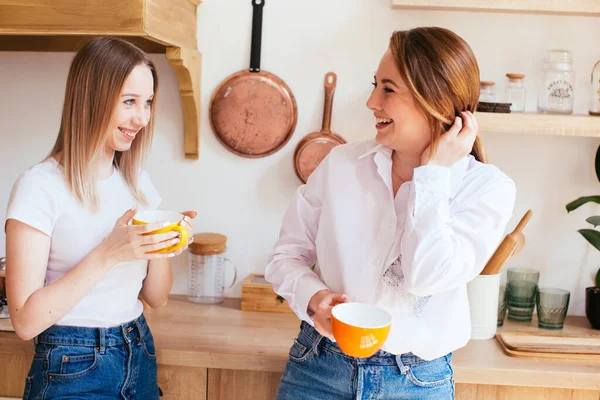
top-left (265, 139), bottom-right (516, 360)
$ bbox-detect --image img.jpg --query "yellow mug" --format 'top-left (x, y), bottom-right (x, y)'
top-left (331, 302), bottom-right (392, 358)
top-left (132, 210), bottom-right (188, 253)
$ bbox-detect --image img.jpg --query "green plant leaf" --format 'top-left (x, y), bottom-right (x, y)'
top-left (578, 229), bottom-right (600, 251)
top-left (587, 216), bottom-right (600, 227)
top-left (596, 268), bottom-right (600, 287)
top-left (595, 144), bottom-right (600, 184)
top-left (566, 196), bottom-right (600, 212)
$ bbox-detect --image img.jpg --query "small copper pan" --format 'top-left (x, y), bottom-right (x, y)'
top-left (294, 72), bottom-right (346, 183)
top-left (209, 0), bottom-right (297, 158)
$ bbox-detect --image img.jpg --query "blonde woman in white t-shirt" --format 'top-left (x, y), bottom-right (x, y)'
top-left (267, 27), bottom-right (516, 399)
top-left (4, 37), bottom-right (196, 399)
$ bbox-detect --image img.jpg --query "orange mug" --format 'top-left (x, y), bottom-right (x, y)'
top-left (331, 302), bottom-right (392, 358)
top-left (132, 210), bottom-right (188, 253)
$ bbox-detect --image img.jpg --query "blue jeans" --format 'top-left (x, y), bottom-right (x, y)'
top-left (23, 313), bottom-right (159, 400)
top-left (277, 322), bottom-right (454, 400)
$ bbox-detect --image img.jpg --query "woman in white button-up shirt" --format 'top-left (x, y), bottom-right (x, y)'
top-left (266, 27), bottom-right (516, 400)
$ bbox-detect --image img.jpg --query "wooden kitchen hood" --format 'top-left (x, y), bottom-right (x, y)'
top-left (0, 0), bottom-right (202, 159)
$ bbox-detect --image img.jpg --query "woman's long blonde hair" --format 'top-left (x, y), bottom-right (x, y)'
top-left (389, 27), bottom-right (487, 163)
top-left (49, 37), bottom-right (159, 211)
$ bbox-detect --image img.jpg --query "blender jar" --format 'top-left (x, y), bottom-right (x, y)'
top-left (187, 233), bottom-right (237, 304)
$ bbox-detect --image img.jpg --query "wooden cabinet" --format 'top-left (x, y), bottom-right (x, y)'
top-left (0, 0), bottom-right (202, 159)
top-left (158, 365), bottom-right (208, 400)
top-left (2, 357), bottom-right (599, 400)
top-left (456, 385), bottom-right (600, 400)
top-left (208, 369), bottom-right (281, 400)
top-left (0, 353), bottom-right (29, 398)
top-left (205, 371), bottom-right (600, 400)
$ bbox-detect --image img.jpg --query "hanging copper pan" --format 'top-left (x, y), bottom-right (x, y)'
top-left (294, 72), bottom-right (346, 183)
top-left (209, 0), bottom-right (298, 158)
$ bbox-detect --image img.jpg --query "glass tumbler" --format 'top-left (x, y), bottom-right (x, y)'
top-left (507, 268), bottom-right (539, 322)
top-left (537, 288), bottom-right (570, 329)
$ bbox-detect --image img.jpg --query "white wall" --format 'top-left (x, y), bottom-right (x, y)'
top-left (1, 0), bottom-right (599, 316)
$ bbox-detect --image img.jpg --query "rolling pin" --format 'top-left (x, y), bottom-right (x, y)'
top-left (480, 210), bottom-right (533, 275)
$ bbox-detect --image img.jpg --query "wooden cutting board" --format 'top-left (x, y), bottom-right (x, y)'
top-left (496, 315), bottom-right (600, 361)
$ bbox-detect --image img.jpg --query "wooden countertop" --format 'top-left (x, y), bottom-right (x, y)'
top-left (1, 295), bottom-right (599, 390)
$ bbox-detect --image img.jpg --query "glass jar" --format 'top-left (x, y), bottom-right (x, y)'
top-left (0, 257), bottom-right (5, 300)
top-left (538, 50), bottom-right (575, 114)
top-left (590, 60), bottom-right (600, 116)
top-left (479, 81), bottom-right (496, 102)
top-left (187, 233), bottom-right (237, 304)
top-left (505, 73), bottom-right (526, 113)
top-left (0, 257), bottom-right (7, 317)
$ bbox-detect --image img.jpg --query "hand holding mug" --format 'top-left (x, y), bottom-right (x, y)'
top-left (132, 210), bottom-right (198, 257)
top-left (308, 289), bottom-right (350, 338)
top-left (175, 210), bottom-right (197, 255)
top-left (100, 207), bottom-right (184, 265)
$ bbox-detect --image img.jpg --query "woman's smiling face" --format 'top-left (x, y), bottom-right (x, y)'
top-left (366, 48), bottom-right (430, 155)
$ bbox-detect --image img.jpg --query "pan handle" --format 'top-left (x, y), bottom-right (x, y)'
top-left (249, 0), bottom-right (265, 73)
top-left (322, 72), bottom-right (337, 133)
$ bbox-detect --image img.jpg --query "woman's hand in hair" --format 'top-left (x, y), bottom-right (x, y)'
top-left (308, 289), bottom-right (350, 338)
top-left (99, 207), bottom-right (183, 266)
top-left (421, 111), bottom-right (478, 167)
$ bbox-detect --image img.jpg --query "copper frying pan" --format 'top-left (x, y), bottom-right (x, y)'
top-left (294, 72), bottom-right (346, 183)
top-left (209, 0), bottom-right (298, 158)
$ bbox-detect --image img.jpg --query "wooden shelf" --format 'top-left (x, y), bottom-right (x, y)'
top-left (0, 0), bottom-right (202, 160)
top-left (477, 112), bottom-right (600, 138)
top-left (391, 0), bottom-right (600, 16)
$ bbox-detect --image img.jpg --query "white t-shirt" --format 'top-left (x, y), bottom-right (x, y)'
top-left (5, 157), bottom-right (162, 327)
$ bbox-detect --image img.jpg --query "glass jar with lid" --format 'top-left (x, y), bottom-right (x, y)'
top-left (479, 81), bottom-right (496, 102)
top-left (505, 73), bottom-right (526, 112)
top-left (538, 50), bottom-right (575, 114)
top-left (0, 257), bottom-right (7, 317)
top-left (590, 60), bottom-right (600, 116)
top-left (187, 233), bottom-right (237, 304)
top-left (0, 257), bottom-right (5, 300)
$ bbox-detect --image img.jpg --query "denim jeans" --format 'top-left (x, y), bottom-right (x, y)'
top-left (23, 313), bottom-right (159, 400)
top-left (277, 322), bottom-right (454, 400)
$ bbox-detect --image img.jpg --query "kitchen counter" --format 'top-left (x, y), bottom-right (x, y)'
top-left (146, 297), bottom-right (600, 390)
top-left (0, 296), bottom-right (599, 399)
